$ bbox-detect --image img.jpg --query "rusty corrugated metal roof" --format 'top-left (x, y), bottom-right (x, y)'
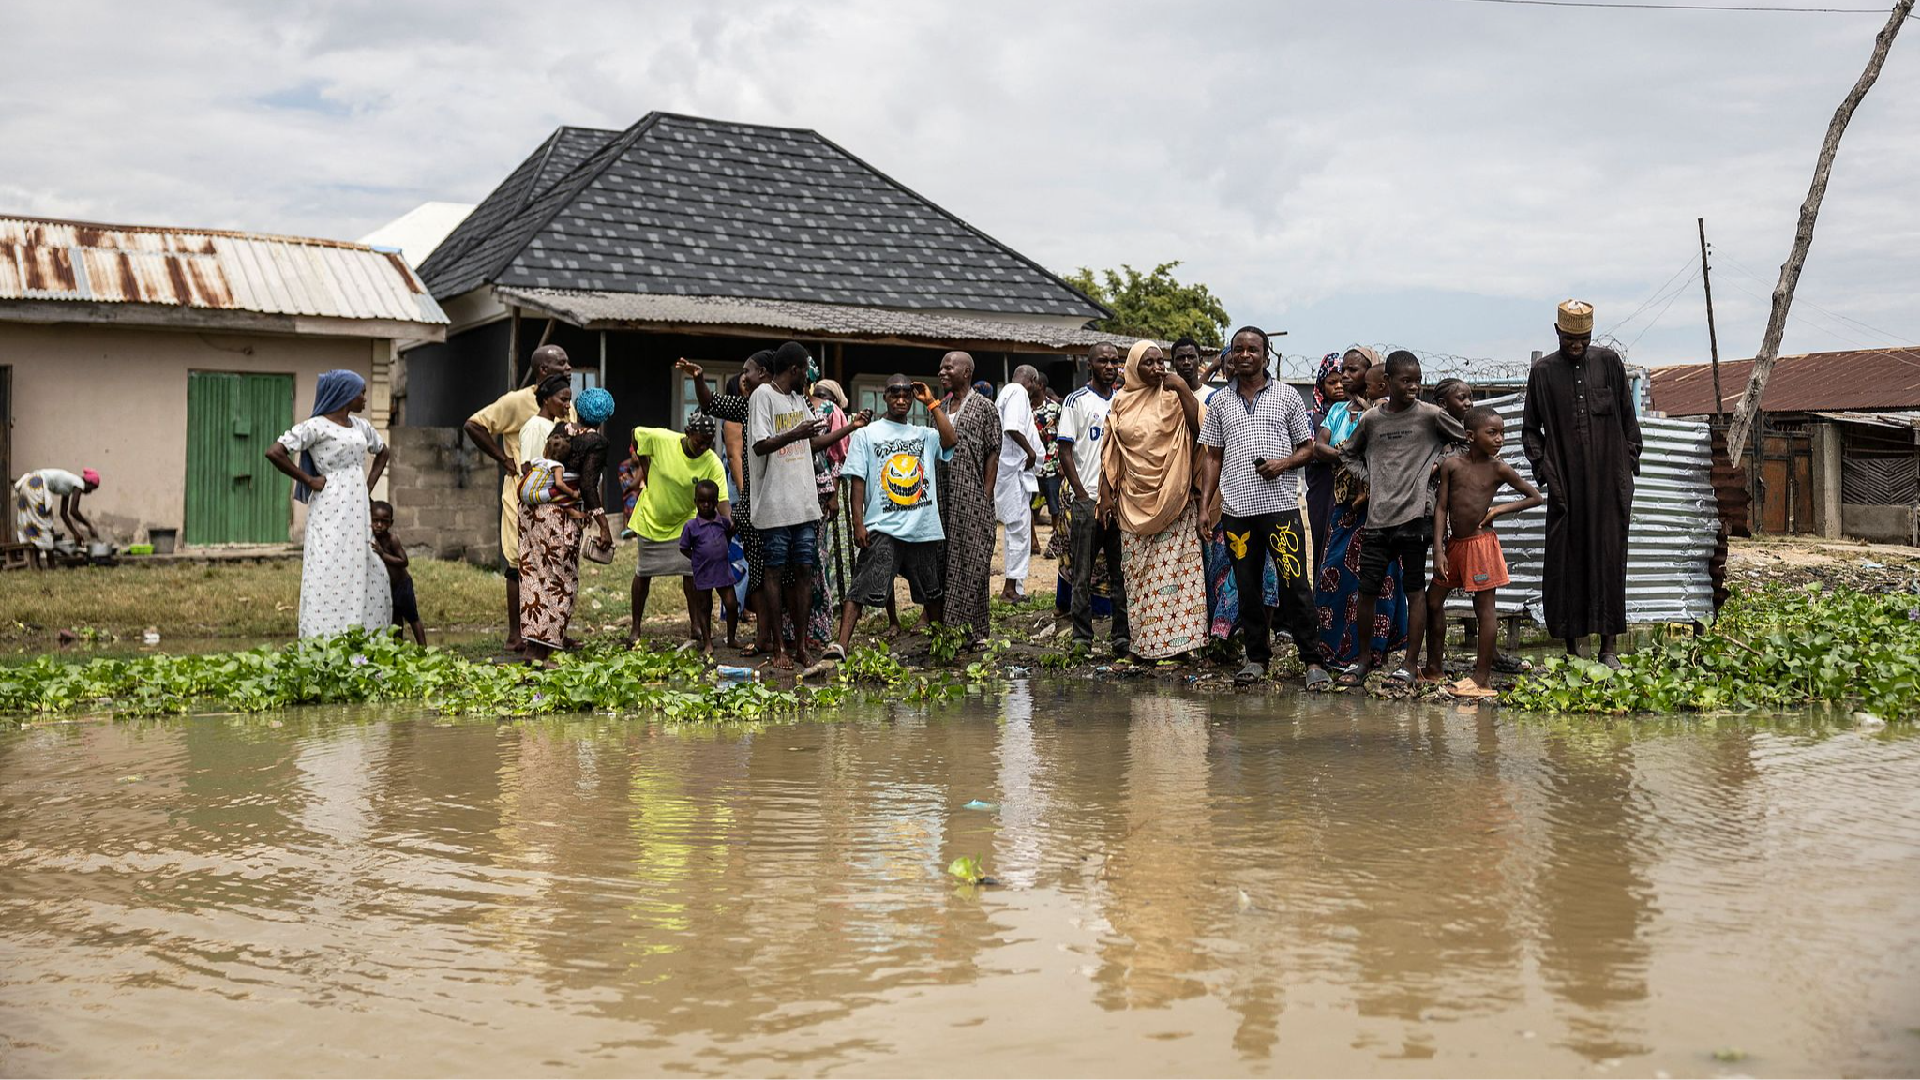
top-left (0, 215), bottom-right (448, 327)
top-left (1812, 409), bottom-right (1920, 430)
top-left (1648, 348), bottom-right (1920, 416)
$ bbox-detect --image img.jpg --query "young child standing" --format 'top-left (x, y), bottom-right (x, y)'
top-left (678, 479), bottom-right (738, 656)
top-left (1425, 407), bottom-right (1543, 697)
top-left (370, 501), bottom-right (427, 645)
top-left (1336, 351), bottom-right (1466, 687)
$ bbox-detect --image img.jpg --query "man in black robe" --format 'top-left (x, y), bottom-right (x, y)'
top-left (1522, 300), bottom-right (1642, 668)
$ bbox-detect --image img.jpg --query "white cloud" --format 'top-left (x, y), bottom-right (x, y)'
top-left (5, 0), bottom-right (1914, 371)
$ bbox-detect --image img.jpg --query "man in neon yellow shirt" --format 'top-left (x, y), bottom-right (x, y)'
top-left (628, 413), bottom-right (731, 644)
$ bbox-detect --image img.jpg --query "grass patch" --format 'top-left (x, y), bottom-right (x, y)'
top-left (0, 557), bottom-right (690, 643)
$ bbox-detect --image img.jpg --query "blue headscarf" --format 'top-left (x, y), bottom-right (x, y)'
top-left (575, 386), bottom-right (615, 425)
top-left (294, 369), bottom-right (366, 504)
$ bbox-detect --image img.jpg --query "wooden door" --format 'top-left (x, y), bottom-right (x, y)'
top-left (1756, 427), bottom-right (1813, 535)
top-left (186, 372), bottom-right (294, 544)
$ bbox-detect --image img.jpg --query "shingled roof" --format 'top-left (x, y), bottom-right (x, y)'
top-left (417, 114), bottom-right (1107, 321)
top-left (1649, 348), bottom-right (1920, 416)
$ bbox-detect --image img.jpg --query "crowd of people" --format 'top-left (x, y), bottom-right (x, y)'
top-left (259, 299), bottom-right (1638, 696)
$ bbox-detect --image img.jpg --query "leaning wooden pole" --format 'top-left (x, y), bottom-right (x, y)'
top-left (1725, 0), bottom-right (1913, 464)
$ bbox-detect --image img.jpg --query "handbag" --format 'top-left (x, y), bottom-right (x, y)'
top-left (582, 532), bottom-right (615, 564)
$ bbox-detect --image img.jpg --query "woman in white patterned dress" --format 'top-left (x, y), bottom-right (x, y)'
top-left (266, 369), bottom-right (393, 638)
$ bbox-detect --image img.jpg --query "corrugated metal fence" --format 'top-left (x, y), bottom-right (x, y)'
top-left (1448, 394), bottom-right (1718, 626)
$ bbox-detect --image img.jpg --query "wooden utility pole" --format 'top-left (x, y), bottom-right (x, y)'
top-left (1726, 0), bottom-right (1913, 463)
top-left (1698, 217), bottom-right (1726, 422)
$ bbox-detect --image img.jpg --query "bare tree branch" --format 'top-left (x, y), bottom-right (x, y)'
top-left (1725, 0), bottom-right (1914, 463)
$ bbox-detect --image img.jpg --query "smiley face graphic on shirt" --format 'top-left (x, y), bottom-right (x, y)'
top-left (882, 452), bottom-right (927, 507)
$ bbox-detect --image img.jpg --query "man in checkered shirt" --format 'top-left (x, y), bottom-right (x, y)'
top-left (1197, 326), bottom-right (1333, 688)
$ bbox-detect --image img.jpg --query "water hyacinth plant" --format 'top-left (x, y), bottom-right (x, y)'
top-left (0, 631), bottom-right (825, 722)
top-left (1505, 585), bottom-right (1920, 719)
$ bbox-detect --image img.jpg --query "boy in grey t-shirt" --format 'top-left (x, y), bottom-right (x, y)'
top-left (1336, 350), bottom-right (1466, 686)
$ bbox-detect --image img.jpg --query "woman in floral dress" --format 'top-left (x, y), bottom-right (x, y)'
top-left (520, 388), bottom-right (614, 663)
top-left (266, 369), bottom-right (391, 639)
top-left (1099, 341), bottom-right (1207, 660)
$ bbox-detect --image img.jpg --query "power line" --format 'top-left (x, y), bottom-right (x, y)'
top-left (1717, 254), bottom-right (1919, 345)
top-left (1424, 0), bottom-right (1903, 13)
top-left (1601, 255), bottom-right (1702, 337)
top-left (1623, 269), bottom-right (1701, 351)
top-left (1716, 275), bottom-right (1887, 351)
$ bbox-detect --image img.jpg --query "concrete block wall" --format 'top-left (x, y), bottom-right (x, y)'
top-left (1842, 503), bottom-right (1920, 546)
top-left (384, 426), bottom-right (501, 565)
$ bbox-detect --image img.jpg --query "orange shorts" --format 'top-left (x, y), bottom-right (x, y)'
top-left (1433, 530), bottom-right (1509, 593)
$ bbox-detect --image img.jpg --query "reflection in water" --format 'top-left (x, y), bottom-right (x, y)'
top-left (1095, 695), bottom-right (1213, 1012)
top-left (2, 696), bottom-right (1918, 1078)
top-left (1536, 732), bottom-right (1655, 1060)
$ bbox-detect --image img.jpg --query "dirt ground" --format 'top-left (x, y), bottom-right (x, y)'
top-left (1724, 535), bottom-right (1920, 594)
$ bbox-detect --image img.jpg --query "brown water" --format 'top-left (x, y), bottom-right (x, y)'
top-left (3, 685), bottom-right (1918, 1078)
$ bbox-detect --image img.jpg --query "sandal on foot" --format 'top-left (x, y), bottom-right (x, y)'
top-left (822, 643), bottom-right (847, 662)
top-left (1451, 679), bottom-right (1498, 699)
top-left (1385, 668), bottom-right (1416, 688)
top-left (1304, 667), bottom-right (1332, 692)
top-left (1333, 666), bottom-right (1366, 688)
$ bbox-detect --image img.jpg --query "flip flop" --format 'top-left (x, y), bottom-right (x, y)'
top-left (1451, 680), bottom-right (1498, 699)
top-left (1333, 668), bottom-right (1365, 688)
top-left (822, 643), bottom-right (848, 662)
top-left (1304, 667), bottom-right (1332, 692)
top-left (1384, 668), bottom-right (1416, 688)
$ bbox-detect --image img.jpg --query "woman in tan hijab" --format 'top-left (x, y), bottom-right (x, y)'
top-left (1097, 340), bottom-right (1208, 660)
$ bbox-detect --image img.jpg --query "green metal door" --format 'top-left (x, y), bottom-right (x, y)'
top-left (186, 372), bottom-right (294, 544)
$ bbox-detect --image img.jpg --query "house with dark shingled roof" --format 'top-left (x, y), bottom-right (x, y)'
top-left (397, 113), bottom-right (1124, 437)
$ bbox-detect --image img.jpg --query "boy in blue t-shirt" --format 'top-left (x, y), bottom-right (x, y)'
top-left (824, 375), bottom-right (957, 661)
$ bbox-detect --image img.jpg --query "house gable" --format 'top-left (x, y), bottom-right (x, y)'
top-left (417, 113), bottom-right (1106, 321)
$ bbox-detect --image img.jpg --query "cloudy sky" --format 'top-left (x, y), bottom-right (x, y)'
top-left (6, 0), bottom-right (1916, 379)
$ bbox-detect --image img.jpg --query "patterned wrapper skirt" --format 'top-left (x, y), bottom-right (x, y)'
top-left (1314, 498), bottom-right (1407, 667)
top-left (1119, 502), bottom-right (1209, 660)
top-left (520, 504), bottom-right (584, 650)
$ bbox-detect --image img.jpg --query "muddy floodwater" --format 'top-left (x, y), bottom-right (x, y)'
top-left (3, 684), bottom-right (1918, 1078)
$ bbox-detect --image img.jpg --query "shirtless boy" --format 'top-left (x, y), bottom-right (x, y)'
top-left (1425, 406), bottom-right (1543, 697)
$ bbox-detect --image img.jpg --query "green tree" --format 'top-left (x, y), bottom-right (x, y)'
top-left (1063, 261), bottom-right (1230, 350)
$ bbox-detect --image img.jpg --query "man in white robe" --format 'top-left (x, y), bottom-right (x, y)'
top-left (995, 366), bottom-right (1046, 599)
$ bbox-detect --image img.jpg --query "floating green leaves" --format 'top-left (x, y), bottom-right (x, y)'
top-left (947, 855), bottom-right (987, 884)
top-left (0, 630), bottom-right (821, 723)
top-left (1506, 585), bottom-right (1920, 719)
top-left (837, 643), bottom-right (965, 702)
